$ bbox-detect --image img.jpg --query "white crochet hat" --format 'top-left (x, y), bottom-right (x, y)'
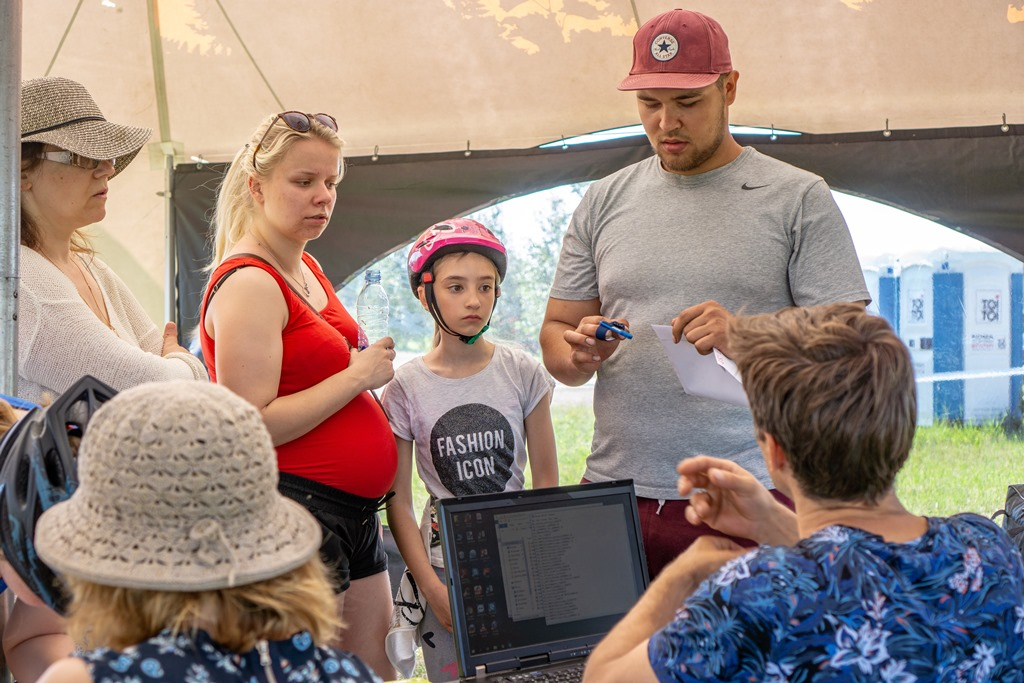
top-left (35, 381), bottom-right (322, 591)
top-left (20, 76), bottom-right (152, 177)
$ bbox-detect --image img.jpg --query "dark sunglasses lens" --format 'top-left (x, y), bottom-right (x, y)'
top-left (314, 114), bottom-right (338, 132)
top-left (280, 112), bottom-right (313, 133)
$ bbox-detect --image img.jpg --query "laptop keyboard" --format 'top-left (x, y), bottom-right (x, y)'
top-left (491, 663), bottom-right (585, 682)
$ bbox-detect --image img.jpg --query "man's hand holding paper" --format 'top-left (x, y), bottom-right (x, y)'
top-left (671, 300), bottom-right (736, 357)
top-left (653, 323), bottom-right (748, 407)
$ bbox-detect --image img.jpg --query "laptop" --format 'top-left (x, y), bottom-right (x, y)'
top-left (437, 480), bottom-right (649, 681)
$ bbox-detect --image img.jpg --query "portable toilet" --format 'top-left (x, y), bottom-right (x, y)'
top-left (932, 258), bottom-right (964, 421)
top-left (952, 252), bottom-right (1015, 421)
top-left (1013, 269), bottom-right (1024, 420)
top-left (900, 260), bottom-right (934, 425)
top-left (876, 261), bottom-right (900, 331)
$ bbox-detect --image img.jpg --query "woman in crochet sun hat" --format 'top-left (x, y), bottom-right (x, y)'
top-left (33, 380), bottom-right (381, 683)
top-left (18, 76), bottom-right (207, 406)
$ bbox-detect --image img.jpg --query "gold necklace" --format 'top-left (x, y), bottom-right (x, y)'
top-left (257, 240), bottom-right (311, 297)
top-left (41, 250), bottom-right (115, 331)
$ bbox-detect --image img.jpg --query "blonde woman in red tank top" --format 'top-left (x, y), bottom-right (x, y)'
top-left (200, 112), bottom-right (397, 679)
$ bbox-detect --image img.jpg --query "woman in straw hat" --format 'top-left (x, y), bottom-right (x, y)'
top-left (33, 380), bottom-right (382, 683)
top-left (199, 112), bottom-right (397, 677)
top-left (18, 76), bottom-right (207, 405)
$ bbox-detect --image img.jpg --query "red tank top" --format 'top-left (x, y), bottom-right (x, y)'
top-left (200, 253), bottom-right (396, 498)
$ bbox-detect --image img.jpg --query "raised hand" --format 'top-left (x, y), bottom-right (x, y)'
top-left (677, 455), bottom-right (798, 545)
top-left (562, 316), bottom-right (631, 375)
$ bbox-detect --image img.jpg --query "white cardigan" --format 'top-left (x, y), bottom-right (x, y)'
top-left (17, 246), bottom-right (208, 404)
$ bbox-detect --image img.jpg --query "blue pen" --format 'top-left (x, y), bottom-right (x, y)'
top-left (597, 320), bottom-right (633, 341)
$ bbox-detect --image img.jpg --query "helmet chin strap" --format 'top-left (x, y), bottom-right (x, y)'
top-left (462, 325), bottom-right (489, 345)
top-left (422, 276), bottom-right (498, 345)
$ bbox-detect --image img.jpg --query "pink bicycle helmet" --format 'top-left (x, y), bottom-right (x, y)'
top-left (407, 218), bottom-right (507, 295)
top-left (407, 218), bottom-right (508, 344)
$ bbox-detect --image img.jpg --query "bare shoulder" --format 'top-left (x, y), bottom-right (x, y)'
top-left (205, 263), bottom-right (288, 330)
top-left (211, 262), bottom-right (285, 301)
top-left (37, 657), bottom-right (92, 683)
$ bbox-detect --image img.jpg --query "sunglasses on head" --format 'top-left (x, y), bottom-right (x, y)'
top-left (251, 111), bottom-right (338, 169)
top-left (39, 150), bottom-right (115, 171)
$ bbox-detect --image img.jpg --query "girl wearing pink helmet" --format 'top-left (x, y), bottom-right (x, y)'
top-left (405, 218), bottom-right (508, 344)
top-left (382, 218), bottom-right (559, 681)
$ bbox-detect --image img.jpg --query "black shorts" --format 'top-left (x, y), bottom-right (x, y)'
top-left (278, 472), bottom-right (392, 593)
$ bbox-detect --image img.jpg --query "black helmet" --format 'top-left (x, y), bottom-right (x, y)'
top-left (0, 375), bottom-right (116, 613)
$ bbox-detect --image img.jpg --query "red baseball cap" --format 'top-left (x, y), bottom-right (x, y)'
top-left (618, 9), bottom-right (732, 91)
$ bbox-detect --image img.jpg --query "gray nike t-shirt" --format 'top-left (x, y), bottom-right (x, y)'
top-left (549, 147), bottom-right (870, 499)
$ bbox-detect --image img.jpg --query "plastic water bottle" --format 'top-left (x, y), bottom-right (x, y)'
top-left (356, 269), bottom-right (390, 350)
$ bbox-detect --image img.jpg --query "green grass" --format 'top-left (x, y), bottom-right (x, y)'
top-left (529, 403), bottom-right (596, 487)
top-left (897, 421), bottom-right (1019, 517)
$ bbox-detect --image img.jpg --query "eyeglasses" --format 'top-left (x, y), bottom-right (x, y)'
top-left (38, 150), bottom-right (115, 170)
top-left (251, 111), bottom-right (338, 170)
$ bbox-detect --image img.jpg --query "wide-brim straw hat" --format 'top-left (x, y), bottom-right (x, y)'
top-left (21, 76), bottom-right (152, 177)
top-left (35, 381), bottom-right (322, 591)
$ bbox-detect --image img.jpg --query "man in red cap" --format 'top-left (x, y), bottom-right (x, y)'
top-left (540, 9), bottom-right (869, 577)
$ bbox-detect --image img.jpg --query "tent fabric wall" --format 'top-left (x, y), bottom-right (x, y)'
top-left (755, 126), bottom-right (1024, 256)
top-left (173, 127), bottom-right (1024, 335)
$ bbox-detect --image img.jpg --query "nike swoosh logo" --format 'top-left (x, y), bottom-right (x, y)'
top-left (741, 183), bottom-right (770, 190)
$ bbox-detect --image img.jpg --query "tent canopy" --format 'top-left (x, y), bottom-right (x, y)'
top-left (19, 0), bottom-right (1024, 323)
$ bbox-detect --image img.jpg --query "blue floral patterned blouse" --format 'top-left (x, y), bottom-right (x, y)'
top-left (79, 629), bottom-right (382, 683)
top-left (649, 514), bottom-right (1024, 682)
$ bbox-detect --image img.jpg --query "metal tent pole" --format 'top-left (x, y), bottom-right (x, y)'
top-left (146, 0), bottom-right (178, 329)
top-left (0, 8), bottom-right (21, 680)
top-left (0, 0), bottom-right (23, 397)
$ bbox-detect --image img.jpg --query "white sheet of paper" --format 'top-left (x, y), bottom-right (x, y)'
top-left (652, 324), bottom-right (749, 407)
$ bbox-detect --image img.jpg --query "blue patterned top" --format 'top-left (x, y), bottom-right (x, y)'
top-left (650, 514), bottom-right (1024, 682)
top-left (80, 629), bottom-right (382, 683)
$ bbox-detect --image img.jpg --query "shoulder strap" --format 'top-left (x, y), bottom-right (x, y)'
top-left (203, 253), bottom-right (326, 322)
top-left (202, 253), bottom-right (263, 321)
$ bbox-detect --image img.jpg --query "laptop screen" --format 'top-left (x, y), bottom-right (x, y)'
top-left (438, 480), bottom-right (649, 676)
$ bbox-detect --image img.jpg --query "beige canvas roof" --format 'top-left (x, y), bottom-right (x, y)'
top-left (19, 0), bottom-right (1024, 321)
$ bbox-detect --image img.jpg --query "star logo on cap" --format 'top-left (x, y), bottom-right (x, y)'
top-left (650, 33), bottom-right (679, 62)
